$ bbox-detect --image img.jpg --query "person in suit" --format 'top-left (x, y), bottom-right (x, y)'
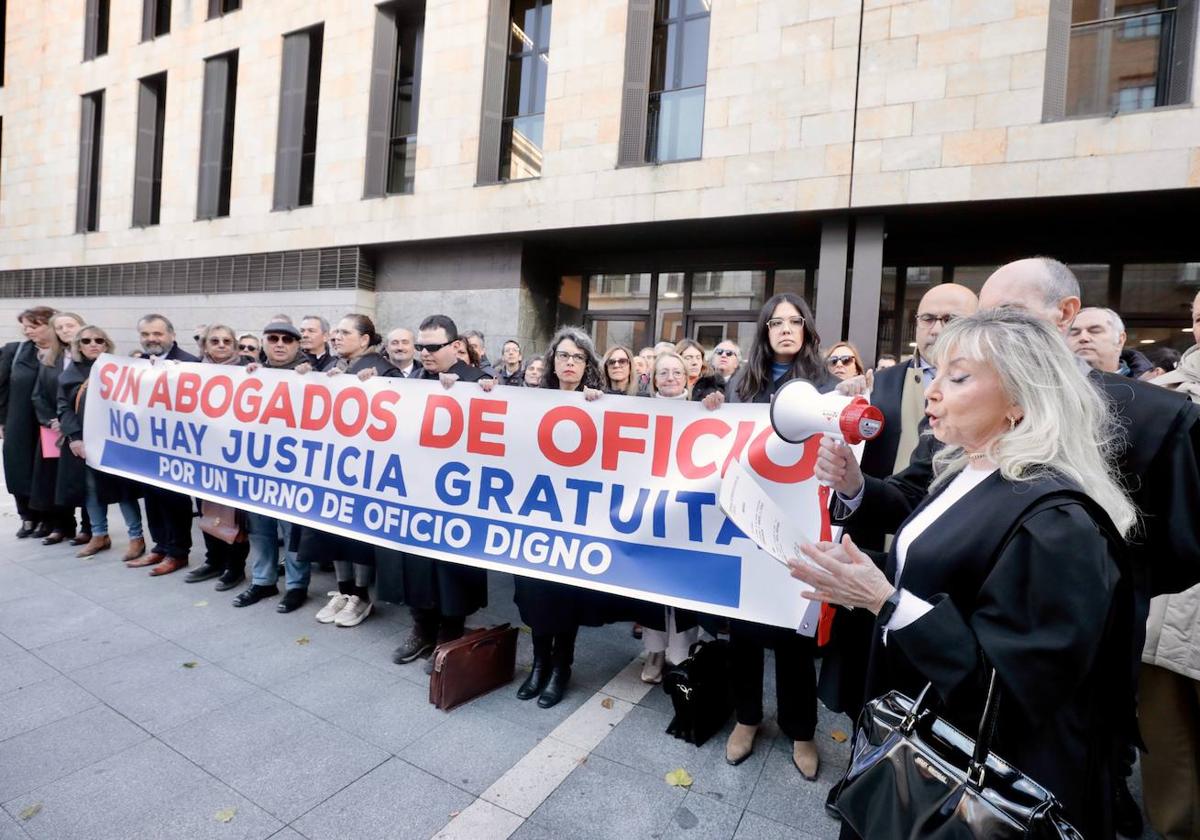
top-left (385, 327), bottom-right (418, 377)
top-left (387, 315), bottom-right (490, 666)
top-left (497, 339), bottom-right (525, 386)
top-left (126, 314), bottom-right (200, 577)
top-left (794, 309), bottom-right (1137, 840)
top-left (299, 315), bottom-right (336, 371)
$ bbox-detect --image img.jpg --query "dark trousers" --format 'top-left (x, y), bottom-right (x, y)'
top-left (412, 607), bottom-right (466, 644)
top-left (731, 622), bottom-right (818, 742)
top-left (532, 628), bottom-right (578, 669)
top-left (144, 487), bottom-right (193, 558)
top-left (201, 531), bottom-right (248, 573)
top-left (13, 493), bottom-right (34, 521)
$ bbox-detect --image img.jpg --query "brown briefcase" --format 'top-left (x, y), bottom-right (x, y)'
top-left (428, 624), bottom-right (518, 711)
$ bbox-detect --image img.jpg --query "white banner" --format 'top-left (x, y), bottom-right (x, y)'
top-left (84, 355), bottom-right (828, 630)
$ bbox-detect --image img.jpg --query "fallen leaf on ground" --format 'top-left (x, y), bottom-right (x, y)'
top-left (831, 729), bottom-right (849, 743)
top-left (214, 807), bottom-right (236, 823)
top-left (193, 600), bottom-right (208, 608)
top-left (448, 811), bottom-right (460, 818)
top-left (600, 697), bottom-right (614, 710)
top-left (295, 636), bottom-right (311, 646)
top-left (665, 768), bottom-right (694, 788)
top-left (18, 803), bottom-right (42, 821)
top-left (182, 661), bottom-right (198, 669)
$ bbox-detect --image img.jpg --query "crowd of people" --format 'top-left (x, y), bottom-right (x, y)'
top-left (2, 256), bottom-right (1199, 840)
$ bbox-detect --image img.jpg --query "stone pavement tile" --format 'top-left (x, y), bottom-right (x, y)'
top-left (1, 739), bottom-right (283, 840)
top-left (662, 791), bottom-right (743, 840)
top-left (70, 640), bottom-right (256, 734)
top-left (104, 586), bottom-right (243, 640)
top-left (0, 675), bottom-right (99, 742)
top-left (459, 672), bottom-right (592, 739)
top-left (591, 705), bottom-right (766, 810)
top-left (398, 704), bottom-right (541, 796)
top-left (569, 631), bottom-right (644, 692)
top-left (526, 754), bottom-right (686, 840)
top-left (430, 797), bottom-right (524, 840)
top-left (43, 558), bottom-right (169, 603)
top-left (0, 563), bottom-right (56, 605)
top-left (509, 819), bottom-right (598, 840)
top-left (636, 679), bottom-right (677, 714)
top-left (0, 706), bottom-right (149, 802)
top-left (175, 608), bottom-right (320, 664)
top-left (0, 633), bottom-right (22, 658)
top-left (10, 546), bottom-right (107, 576)
top-left (0, 590), bottom-right (125, 650)
top-left (733, 810), bottom-right (825, 840)
top-left (290, 758), bottom-right (474, 840)
top-left (0, 810), bottom-right (26, 840)
top-left (29, 620), bottom-right (161, 673)
top-left (0, 650), bottom-right (57, 694)
top-left (267, 829), bottom-right (306, 840)
top-left (211, 635), bottom-right (343, 690)
top-left (480, 736), bottom-right (589, 819)
top-left (270, 656), bottom-right (446, 754)
top-left (769, 702), bottom-right (855, 776)
top-left (744, 746), bottom-right (840, 838)
top-left (159, 689), bottom-right (391, 823)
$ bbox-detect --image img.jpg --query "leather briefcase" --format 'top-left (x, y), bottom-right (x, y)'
top-left (428, 624), bottom-right (518, 711)
top-left (197, 501), bottom-right (246, 544)
top-left (663, 639), bottom-right (734, 747)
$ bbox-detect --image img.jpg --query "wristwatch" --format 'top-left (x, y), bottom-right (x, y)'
top-left (876, 588), bottom-right (903, 626)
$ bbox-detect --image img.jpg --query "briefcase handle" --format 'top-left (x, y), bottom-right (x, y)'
top-left (900, 668), bottom-right (1003, 789)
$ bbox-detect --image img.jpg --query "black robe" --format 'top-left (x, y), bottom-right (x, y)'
top-left (1, 341), bottom-right (41, 498)
top-left (29, 358), bottom-right (67, 513)
top-left (374, 360), bottom-right (489, 616)
top-left (57, 359), bottom-right (143, 507)
top-left (846, 471), bottom-right (1134, 840)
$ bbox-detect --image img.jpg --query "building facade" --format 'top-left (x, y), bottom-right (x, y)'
top-left (0, 0), bottom-right (1197, 358)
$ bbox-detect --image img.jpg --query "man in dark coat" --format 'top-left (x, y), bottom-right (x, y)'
top-left (1, 339), bottom-right (42, 534)
top-left (299, 315), bottom-right (336, 371)
top-left (126, 314), bottom-right (200, 577)
top-left (388, 315), bottom-right (490, 667)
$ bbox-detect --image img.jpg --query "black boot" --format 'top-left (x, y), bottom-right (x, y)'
top-left (537, 666), bottom-right (571, 708)
top-left (184, 562), bottom-right (222, 583)
top-left (214, 566), bottom-right (245, 592)
top-left (232, 584), bottom-right (279, 608)
top-left (16, 521), bottom-right (36, 538)
top-left (517, 658), bottom-right (551, 701)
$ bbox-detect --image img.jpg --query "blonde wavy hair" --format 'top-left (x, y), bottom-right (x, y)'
top-left (928, 308), bottom-right (1137, 537)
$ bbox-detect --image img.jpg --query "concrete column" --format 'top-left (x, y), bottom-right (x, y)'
top-left (848, 216), bottom-right (885, 366)
top-left (814, 217), bottom-right (849, 348)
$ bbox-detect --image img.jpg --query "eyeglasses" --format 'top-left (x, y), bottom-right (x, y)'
top-left (78, 337), bottom-right (105, 346)
top-left (916, 313), bottom-right (958, 327)
top-left (237, 344), bottom-right (258, 352)
top-left (208, 337), bottom-right (234, 346)
top-left (606, 358), bottom-right (630, 366)
top-left (766, 316), bottom-right (805, 331)
top-left (415, 341), bottom-right (453, 353)
top-left (555, 351), bottom-right (586, 364)
top-left (713, 348), bottom-right (738, 357)
top-left (827, 355), bottom-right (856, 366)
top-left (264, 335), bottom-right (296, 344)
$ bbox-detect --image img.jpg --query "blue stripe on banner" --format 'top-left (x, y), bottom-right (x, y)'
top-left (102, 441), bottom-right (741, 608)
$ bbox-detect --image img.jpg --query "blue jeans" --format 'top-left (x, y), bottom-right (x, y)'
top-left (247, 511), bottom-right (310, 590)
top-left (84, 471), bottom-right (143, 538)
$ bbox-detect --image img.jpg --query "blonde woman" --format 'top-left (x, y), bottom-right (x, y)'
top-left (824, 341), bottom-right (865, 381)
top-left (601, 344), bottom-right (640, 396)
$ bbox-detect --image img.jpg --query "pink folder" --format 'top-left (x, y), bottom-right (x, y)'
top-left (39, 426), bottom-right (61, 459)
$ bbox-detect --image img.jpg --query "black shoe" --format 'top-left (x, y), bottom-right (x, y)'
top-left (391, 633), bottom-right (435, 664)
top-left (276, 589), bottom-right (308, 613)
top-left (31, 524), bottom-right (52, 539)
top-left (214, 569), bottom-right (245, 592)
top-left (1113, 777), bottom-right (1143, 838)
top-left (42, 530), bottom-right (69, 545)
top-left (16, 521), bottom-right (36, 539)
top-left (184, 563), bottom-right (222, 583)
top-left (517, 659), bottom-right (551, 701)
top-left (232, 584), bottom-right (279, 608)
top-left (537, 666), bottom-right (571, 709)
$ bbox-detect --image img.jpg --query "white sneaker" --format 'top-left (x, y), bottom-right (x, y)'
top-left (315, 592), bottom-right (349, 624)
top-left (333, 595), bottom-right (372, 627)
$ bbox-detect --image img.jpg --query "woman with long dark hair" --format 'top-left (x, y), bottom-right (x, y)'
top-left (601, 344), bottom-right (639, 396)
top-left (706, 292), bottom-right (832, 782)
top-left (514, 327), bottom-right (608, 708)
top-left (2, 307), bottom-right (58, 539)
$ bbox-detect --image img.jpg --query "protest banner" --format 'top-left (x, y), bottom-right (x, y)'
top-left (83, 355), bottom-right (829, 630)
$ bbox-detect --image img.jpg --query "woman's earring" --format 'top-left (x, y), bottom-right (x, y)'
top-left (1007, 416), bottom-right (1017, 431)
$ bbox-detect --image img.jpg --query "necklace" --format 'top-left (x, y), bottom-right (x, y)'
top-left (966, 451), bottom-right (988, 462)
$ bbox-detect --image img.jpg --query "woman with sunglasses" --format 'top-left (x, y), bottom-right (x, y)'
top-left (601, 344), bottom-right (640, 396)
top-left (237, 334), bottom-right (261, 362)
top-left (513, 327), bottom-right (609, 709)
top-left (182, 325), bottom-right (252, 589)
top-left (48, 313), bottom-right (95, 549)
top-left (29, 312), bottom-right (85, 545)
top-left (58, 327), bottom-right (146, 559)
top-left (702, 292), bottom-right (833, 782)
top-left (825, 342), bottom-right (865, 381)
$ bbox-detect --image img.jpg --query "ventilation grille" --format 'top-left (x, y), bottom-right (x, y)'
top-left (0, 246), bottom-right (375, 298)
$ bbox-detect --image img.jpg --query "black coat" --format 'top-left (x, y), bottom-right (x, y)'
top-left (689, 373), bottom-right (726, 402)
top-left (54, 360), bottom-right (90, 507)
top-left (856, 471), bottom-right (1134, 840)
top-left (57, 359), bottom-right (143, 507)
top-left (163, 342), bottom-right (200, 363)
top-left (375, 360), bottom-right (489, 615)
top-left (29, 358), bottom-right (67, 512)
top-left (1, 341), bottom-right (40, 497)
top-left (856, 359), bottom-right (916, 484)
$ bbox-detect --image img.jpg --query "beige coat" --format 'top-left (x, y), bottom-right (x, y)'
top-left (1142, 344), bottom-right (1200, 680)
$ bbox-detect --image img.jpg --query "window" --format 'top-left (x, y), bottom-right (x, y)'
top-left (197, 50), bottom-right (238, 220)
top-left (207, 0), bottom-right (240, 18)
top-left (84, 0), bottom-right (110, 60)
top-left (1047, 0), bottom-right (1196, 119)
top-left (274, 24), bottom-right (324, 210)
top-left (646, 0), bottom-right (710, 163)
top-left (142, 0), bottom-right (170, 39)
top-left (133, 73), bottom-right (167, 227)
top-left (76, 91), bottom-right (104, 233)
top-left (1, 0), bottom-right (7, 86)
top-left (364, 2), bottom-right (425, 198)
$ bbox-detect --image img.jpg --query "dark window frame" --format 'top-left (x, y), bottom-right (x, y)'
top-left (84, 0), bottom-right (110, 61)
top-left (273, 23), bottom-right (324, 211)
top-left (132, 72), bottom-right (167, 227)
top-left (76, 90), bottom-right (105, 233)
top-left (645, 0), bottom-right (710, 164)
top-left (498, 0), bottom-right (552, 181)
top-left (364, 2), bottom-right (426, 197)
top-left (207, 0), bottom-right (240, 20)
top-left (387, 12), bottom-right (424, 194)
top-left (197, 50), bottom-right (238, 220)
top-left (141, 0), bottom-right (171, 40)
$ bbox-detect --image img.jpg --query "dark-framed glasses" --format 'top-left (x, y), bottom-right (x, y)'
top-left (916, 313), bottom-right (958, 327)
top-left (237, 343), bottom-right (258, 352)
top-left (208, 337), bottom-right (234, 346)
top-left (827, 355), bottom-right (856, 366)
top-left (78, 337), bottom-right (105, 346)
top-left (264, 334), bottom-right (296, 345)
top-left (555, 351), bottom-right (586, 364)
top-left (713, 348), bottom-right (738, 357)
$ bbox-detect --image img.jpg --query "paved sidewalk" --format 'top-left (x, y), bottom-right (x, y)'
top-left (0, 495), bottom-right (857, 840)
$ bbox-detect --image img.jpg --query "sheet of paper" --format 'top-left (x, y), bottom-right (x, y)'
top-left (718, 457), bottom-right (815, 569)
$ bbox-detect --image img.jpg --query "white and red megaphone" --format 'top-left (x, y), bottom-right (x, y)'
top-left (769, 380), bottom-right (884, 445)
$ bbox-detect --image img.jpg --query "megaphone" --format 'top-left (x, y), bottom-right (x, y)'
top-left (769, 379), bottom-right (884, 445)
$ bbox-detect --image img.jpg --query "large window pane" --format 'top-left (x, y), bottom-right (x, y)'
top-left (1071, 263), bottom-right (1110, 307)
top-left (901, 266), bottom-right (944, 350)
top-left (689, 270), bottom-right (766, 311)
top-left (656, 271), bottom-right (685, 343)
top-left (951, 265), bottom-right (998, 293)
top-left (648, 87), bottom-right (704, 163)
top-left (499, 115), bottom-right (544, 179)
top-left (499, 0), bottom-right (550, 180)
top-left (587, 273), bottom-right (651, 311)
top-left (1120, 263), bottom-right (1200, 315)
top-left (386, 137), bottom-right (416, 194)
top-left (1065, 10), bottom-right (1170, 117)
top-left (646, 0), bottom-right (709, 163)
top-left (590, 319), bottom-right (649, 354)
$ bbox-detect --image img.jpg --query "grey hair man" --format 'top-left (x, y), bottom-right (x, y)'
top-left (386, 327), bottom-right (417, 376)
top-left (299, 315), bottom-right (334, 371)
top-left (1069, 307), bottom-right (1126, 374)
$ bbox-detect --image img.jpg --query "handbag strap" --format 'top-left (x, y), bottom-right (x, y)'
top-left (901, 666), bottom-right (1003, 789)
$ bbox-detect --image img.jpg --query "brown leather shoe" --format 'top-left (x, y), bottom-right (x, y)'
top-left (726, 723), bottom-right (758, 766)
top-left (127, 551), bottom-right (163, 568)
top-left (77, 535), bottom-right (112, 557)
top-left (123, 537), bottom-right (146, 562)
top-left (793, 739), bottom-right (820, 781)
top-left (149, 556), bottom-right (188, 576)
top-left (70, 532), bottom-right (92, 546)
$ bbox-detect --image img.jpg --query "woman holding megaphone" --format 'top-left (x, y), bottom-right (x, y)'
top-left (701, 292), bottom-right (834, 782)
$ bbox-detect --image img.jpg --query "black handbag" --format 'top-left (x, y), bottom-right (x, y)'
top-left (662, 639), bottom-right (734, 747)
top-left (833, 670), bottom-right (1084, 839)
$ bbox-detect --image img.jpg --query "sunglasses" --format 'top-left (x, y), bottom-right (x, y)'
top-left (264, 334), bottom-right (296, 344)
top-left (237, 344), bottom-right (258, 352)
top-left (208, 337), bottom-right (234, 346)
top-left (606, 358), bottom-right (630, 366)
top-left (713, 348), bottom-right (738, 357)
top-left (79, 337), bottom-right (105, 346)
top-left (415, 340), bottom-right (453, 353)
top-left (827, 355), bottom-right (856, 366)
